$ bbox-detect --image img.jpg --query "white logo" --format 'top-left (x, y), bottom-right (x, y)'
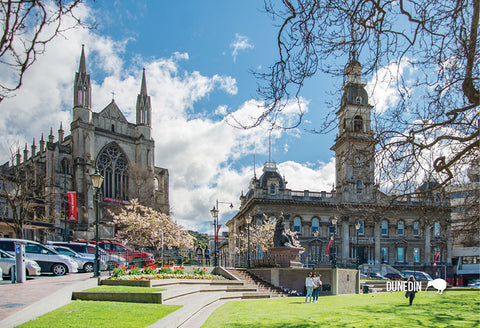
top-left (386, 280), bottom-right (422, 292)
top-left (425, 278), bottom-right (447, 294)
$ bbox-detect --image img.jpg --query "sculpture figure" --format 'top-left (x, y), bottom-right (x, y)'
top-left (273, 213), bottom-right (294, 247)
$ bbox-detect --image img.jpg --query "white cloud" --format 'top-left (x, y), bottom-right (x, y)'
top-left (278, 160), bottom-right (336, 192)
top-left (230, 33), bottom-right (254, 62)
top-left (0, 4), bottom-right (335, 234)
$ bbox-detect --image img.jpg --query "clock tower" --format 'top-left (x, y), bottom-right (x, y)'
top-left (330, 56), bottom-right (377, 202)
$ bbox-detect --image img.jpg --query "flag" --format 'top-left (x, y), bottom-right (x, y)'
top-left (433, 250), bottom-right (441, 266)
top-left (326, 237), bottom-right (333, 257)
top-left (215, 224), bottom-right (222, 242)
top-left (67, 192), bottom-right (77, 221)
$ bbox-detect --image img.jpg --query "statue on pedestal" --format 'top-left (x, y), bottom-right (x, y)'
top-left (273, 213), bottom-right (294, 248)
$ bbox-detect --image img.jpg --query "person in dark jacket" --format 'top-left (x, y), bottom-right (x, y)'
top-left (405, 275), bottom-right (417, 305)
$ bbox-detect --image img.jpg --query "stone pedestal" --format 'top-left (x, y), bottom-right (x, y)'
top-left (269, 246), bottom-right (304, 268)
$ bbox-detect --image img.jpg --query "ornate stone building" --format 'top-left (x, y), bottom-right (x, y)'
top-left (226, 57), bottom-right (452, 275)
top-left (0, 46), bottom-right (169, 241)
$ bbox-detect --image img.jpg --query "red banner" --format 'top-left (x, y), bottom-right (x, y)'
top-left (215, 224), bottom-right (222, 242)
top-left (326, 237), bottom-right (333, 257)
top-left (67, 192), bottom-right (77, 221)
top-left (433, 250), bottom-right (441, 266)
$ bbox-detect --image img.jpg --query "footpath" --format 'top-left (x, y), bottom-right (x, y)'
top-left (0, 273), bottom-right (97, 328)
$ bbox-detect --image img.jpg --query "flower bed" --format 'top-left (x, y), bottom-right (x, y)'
top-left (109, 264), bottom-right (227, 281)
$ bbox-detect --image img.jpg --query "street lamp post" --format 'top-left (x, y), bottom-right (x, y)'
top-left (246, 215), bottom-right (252, 269)
top-left (332, 217), bottom-right (338, 268)
top-left (355, 222), bottom-right (361, 270)
top-left (90, 169), bottom-right (104, 278)
top-left (210, 200), bottom-right (233, 267)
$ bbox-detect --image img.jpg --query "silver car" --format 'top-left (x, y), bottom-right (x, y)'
top-left (0, 249), bottom-right (41, 277)
top-left (48, 245), bottom-right (107, 272)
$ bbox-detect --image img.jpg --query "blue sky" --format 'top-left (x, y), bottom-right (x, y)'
top-left (0, 1), bottom-right (379, 233)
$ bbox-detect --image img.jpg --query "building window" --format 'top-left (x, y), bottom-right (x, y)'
top-left (329, 219), bottom-right (337, 235)
top-left (96, 144), bottom-right (129, 200)
top-left (358, 220), bottom-right (364, 235)
top-left (312, 218), bottom-right (319, 234)
top-left (398, 221), bottom-right (404, 236)
top-left (61, 158), bottom-right (70, 174)
top-left (293, 217), bottom-right (301, 234)
top-left (413, 222), bottom-right (420, 236)
top-left (381, 247), bottom-right (388, 263)
top-left (270, 184), bottom-right (276, 195)
top-left (353, 115), bottom-right (363, 132)
top-left (434, 222), bottom-right (440, 237)
top-left (356, 180), bottom-right (363, 194)
top-left (413, 248), bottom-right (420, 263)
top-left (381, 220), bottom-right (388, 236)
top-left (397, 247), bottom-right (405, 263)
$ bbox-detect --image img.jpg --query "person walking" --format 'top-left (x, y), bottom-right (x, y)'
top-left (196, 245), bottom-right (203, 266)
top-left (312, 272), bottom-right (322, 303)
top-left (305, 272), bottom-right (314, 303)
top-left (204, 246), bottom-right (211, 266)
top-left (405, 275), bottom-right (417, 306)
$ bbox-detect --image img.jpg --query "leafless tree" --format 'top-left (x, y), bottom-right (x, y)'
top-left (0, 0), bottom-right (91, 103)
top-left (238, 0), bottom-right (479, 192)
top-left (0, 153), bottom-right (48, 238)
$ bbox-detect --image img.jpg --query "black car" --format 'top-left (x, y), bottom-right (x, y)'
top-left (384, 273), bottom-right (406, 280)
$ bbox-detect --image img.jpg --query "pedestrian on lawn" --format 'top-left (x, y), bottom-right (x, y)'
top-left (405, 275), bottom-right (417, 306)
top-left (305, 272), bottom-right (314, 303)
top-left (312, 272), bottom-right (322, 303)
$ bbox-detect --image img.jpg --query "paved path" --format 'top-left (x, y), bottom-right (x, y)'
top-left (0, 273), bottom-right (97, 327)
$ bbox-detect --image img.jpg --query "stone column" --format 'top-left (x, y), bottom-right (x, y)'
top-left (446, 223), bottom-right (452, 265)
top-left (425, 224), bottom-right (431, 265)
top-left (342, 220), bottom-right (349, 263)
top-left (374, 221), bottom-right (381, 264)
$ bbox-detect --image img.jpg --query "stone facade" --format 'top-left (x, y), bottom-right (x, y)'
top-left (226, 57), bottom-right (452, 277)
top-left (0, 46), bottom-right (169, 241)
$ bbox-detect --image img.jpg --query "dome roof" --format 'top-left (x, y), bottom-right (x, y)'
top-left (342, 84), bottom-right (369, 106)
top-left (259, 162), bottom-right (286, 189)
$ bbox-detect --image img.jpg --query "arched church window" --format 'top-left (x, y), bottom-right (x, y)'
top-left (353, 115), bottom-right (363, 132)
top-left (356, 180), bottom-right (363, 194)
top-left (154, 177), bottom-right (159, 191)
top-left (61, 158), bottom-right (70, 174)
top-left (96, 144), bottom-right (129, 200)
top-left (111, 124), bottom-right (115, 132)
top-left (293, 217), bottom-right (301, 234)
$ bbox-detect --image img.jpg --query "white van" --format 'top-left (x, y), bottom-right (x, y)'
top-left (0, 238), bottom-right (78, 276)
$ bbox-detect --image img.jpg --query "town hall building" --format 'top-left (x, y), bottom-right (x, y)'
top-left (226, 57), bottom-right (452, 277)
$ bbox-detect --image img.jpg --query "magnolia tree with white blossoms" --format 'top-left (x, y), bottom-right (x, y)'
top-left (236, 217), bottom-right (301, 254)
top-left (110, 199), bottom-right (194, 251)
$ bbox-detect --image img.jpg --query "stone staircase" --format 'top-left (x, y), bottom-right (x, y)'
top-left (225, 268), bottom-right (288, 297)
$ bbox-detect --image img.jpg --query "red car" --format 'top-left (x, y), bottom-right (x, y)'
top-left (75, 240), bottom-right (155, 266)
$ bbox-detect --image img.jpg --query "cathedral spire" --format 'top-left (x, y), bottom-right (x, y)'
top-left (140, 68), bottom-right (148, 95)
top-left (78, 44), bottom-right (87, 74)
top-left (136, 68), bottom-right (151, 126)
top-left (73, 45), bottom-right (92, 112)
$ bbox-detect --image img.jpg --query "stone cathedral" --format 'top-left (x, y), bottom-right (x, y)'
top-left (227, 57), bottom-right (452, 276)
top-left (0, 46), bottom-right (169, 241)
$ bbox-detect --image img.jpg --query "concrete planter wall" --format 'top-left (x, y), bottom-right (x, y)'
top-left (72, 291), bottom-right (162, 303)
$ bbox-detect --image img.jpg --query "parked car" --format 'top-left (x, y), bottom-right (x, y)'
top-left (74, 240), bottom-right (155, 266)
top-left (47, 241), bottom-right (127, 269)
top-left (467, 279), bottom-right (480, 288)
top-left (0, 238), bottom-right (78, 276)
top-left (0, 249), bottom-right (41, 278)
top-left (384, 273), bottom-right (406, 280)
top-left (367, 272), bottom-right (389, 280)
top-left (47, 245), bottom-right (106, 272)
top-left (401, 270), bottom-right (433, 281)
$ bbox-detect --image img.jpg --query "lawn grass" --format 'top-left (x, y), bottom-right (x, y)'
top-left (16, 301), bottom-right (180, 328)
top-left (203, 291), bottom-right (480, 328)
top-left (83, 286), bottom-right (165, 293)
